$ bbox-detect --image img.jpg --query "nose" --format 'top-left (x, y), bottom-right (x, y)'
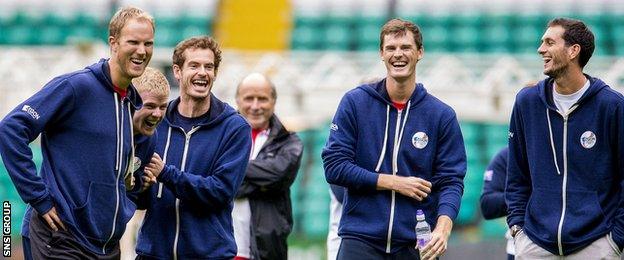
top-left (137, 44), bottom-right (147, 56)
top-left (152, 108), bottom-right (163, 118)
top-left (250, 99), bottom-right (260, 110)
top-left (537, 42), bottom-right (546, 55)
top-left (197, 66), bottom-right (208, 76)
top-left (393, 48), bottom-right (404, 57)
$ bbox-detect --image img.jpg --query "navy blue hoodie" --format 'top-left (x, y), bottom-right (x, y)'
top-left (506, 75), bottom-right (624, 255)
top-left (0, 59), bottom-right (142, 254)
top-left (322, 79), bottom-right (466, 253)
top-left (136, 96), bottom-right (251, 259)
top-left (480, 147), bottom-right (509, 220)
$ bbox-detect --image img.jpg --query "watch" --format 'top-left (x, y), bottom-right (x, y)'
top-left (510, 225), bottom-right (523, 238)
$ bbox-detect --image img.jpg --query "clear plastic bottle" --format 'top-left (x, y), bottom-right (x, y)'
top-left (415, 209), bottom-right (432, 251)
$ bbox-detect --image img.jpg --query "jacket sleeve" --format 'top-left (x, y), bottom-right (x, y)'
top-left (610, 103), bottom-right (624, 249)
top-left (126, 135), bottom-right (157, 206)
top-left (431, 113), bottom-right (467, 220)
top-left (505, 101), bottom-right (531, 228)
top-left (157, 123), bottom-right (252, 208)
top-left (236, 134), bottom-right (303, 198)
top-left (480, 148), bottom-right (509, 220)
top-left (321, 94), bottom-right (380, 191)
top-left (0, 78), bottom-right (75, 215)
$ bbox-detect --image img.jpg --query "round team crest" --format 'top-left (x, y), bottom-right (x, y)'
top-left (412, 132), bottom-right (429, 149)
top-left (580, 131), bottom-right (596, 149)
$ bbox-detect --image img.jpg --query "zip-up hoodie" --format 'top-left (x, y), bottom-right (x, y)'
top-left (0, 59), bottom-right (142, 255)
top-left (506, 75), bottom-right (624, 255)
top-left (322, 79), bottom-right (466, 253)
top-left (136, 95), bottom-right (251, 260)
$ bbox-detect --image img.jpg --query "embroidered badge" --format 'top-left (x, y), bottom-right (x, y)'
top-left (580, 131), bottom-right (596, 149)
top-left (412, 132), bottom-right (428, 149)
top-left (330, 123), bottom-right (339, 131)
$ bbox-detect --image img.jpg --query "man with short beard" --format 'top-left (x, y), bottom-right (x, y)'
top-left (507, 17), bottom-right (624, 259)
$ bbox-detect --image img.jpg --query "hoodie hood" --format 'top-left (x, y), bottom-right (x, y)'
top-left (86, 58), bottom-right (143, 110)
top-left (537, 74), bottom-right (608, 111)
top-left (164, 94), bottom-right (236, 128)
top-left (358, 78), bottom-right (428, 109)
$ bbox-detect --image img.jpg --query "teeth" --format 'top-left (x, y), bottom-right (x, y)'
top-left (131, 58), bottom-right (143, 64)
top-left (192, 80), bottom-right (207, 85)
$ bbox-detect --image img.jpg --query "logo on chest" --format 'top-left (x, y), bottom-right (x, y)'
top-left (580, 131), bottom-right (596, 149)
top-left (411, 132), bottom-right (429, 149)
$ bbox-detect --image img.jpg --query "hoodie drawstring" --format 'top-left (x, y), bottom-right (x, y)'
top-left (546, 109), bottom-right (562, 175)
top-left (375, 105), bottom-right (390, 172)
top-left (114, 93), bottom-right (120, 171)
top-left (157, 126), bottom-right (173, 198)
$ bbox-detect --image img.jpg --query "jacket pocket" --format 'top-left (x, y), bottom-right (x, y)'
top-left (561, 189), bottom-right (606, 242)
top-left (526, 187), bottom-right (561, 243)
top-left (73, 182), bottom-right (117, 242)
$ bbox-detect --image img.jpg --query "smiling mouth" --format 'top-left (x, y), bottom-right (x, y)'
top-left (144, 119), bottom-right (159, 128)
top-left (391, 61), bottom-right (407, 68)
top-left (131, 58), bottom-right (145, 66)
top-left (192, 79), bottom-right (208, 88)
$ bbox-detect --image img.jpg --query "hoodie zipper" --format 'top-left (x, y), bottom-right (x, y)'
top-left (173, 126), bottom-right (200, 260)
top-left (554, 105), bottom-right (578, 256)
top-left (385, 109), bottom-right (402, 253)
top-left (384, 101), bottom-right (411, 253)
top-left (103, 96), bottom-right (131, 254)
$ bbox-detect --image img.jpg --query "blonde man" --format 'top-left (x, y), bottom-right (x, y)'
top-left (0, 6), bottom-right (154, 258)
top-left (120, 67), bottom-right (170, 260)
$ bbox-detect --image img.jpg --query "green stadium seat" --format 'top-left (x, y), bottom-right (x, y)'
top-left (354, 16), bottom-right (384, 51)
top-left (514, 15), bottom-right (548, 54)
top-left (291, 16), bottom-right (322, 50)
top-left (420, 15), bottom-right (452, 53)
top-left (480, 15), bottom-right (514, 53)
top-left (450, 14), bottom-right (482, 53)
top-left (154, 16), bottom-right (181, 47)
top-left (322, 16), bottom-right (353, 51)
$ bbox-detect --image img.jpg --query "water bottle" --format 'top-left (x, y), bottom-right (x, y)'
top-left (415, 209), bottom-right (432, 251)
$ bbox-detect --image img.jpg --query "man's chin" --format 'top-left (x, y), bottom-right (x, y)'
top-left (139, 129), bottom-right (155, 137)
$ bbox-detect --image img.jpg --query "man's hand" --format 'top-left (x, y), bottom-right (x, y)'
top-left (377, 175), bottom-right (432, 201)
top-left (139, 169), bottom-right (158, 192)
top-left (41, 207), bottom-right (66, 232)
top-left (144, 153), bottom-right (164, 179)
top-left (420, 215), bottom-right (453, 260)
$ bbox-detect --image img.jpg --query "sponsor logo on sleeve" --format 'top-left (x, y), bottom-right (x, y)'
top-left (484, 170), bottom-right (493, 181)
top-left (21, 105), bottom-right (40, 120)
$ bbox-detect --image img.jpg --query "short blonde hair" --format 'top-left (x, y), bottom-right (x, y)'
top-left (108, 6), bottom-right (155, 39)
top-left (132, 67), bottom-right (170, 98)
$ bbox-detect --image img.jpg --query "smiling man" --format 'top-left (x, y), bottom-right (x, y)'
top-left (506, 17), bottom-right (624, 259)
top-left (134, 36), bottom-right (252, 260)
top-left (322, 18), bottom-right (466, 260)
top-left (0, 6), bottom-right (154, 258)
top-left (232, 73), bottom-right (303, 260)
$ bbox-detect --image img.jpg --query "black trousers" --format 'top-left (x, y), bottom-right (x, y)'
top-left (337, 238), bottom-right (421, 260)
top-left (29, 213), bottom-right (120, 260)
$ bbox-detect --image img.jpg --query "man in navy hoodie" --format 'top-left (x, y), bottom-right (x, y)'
top-left (0, 6), bottom-right (154, 258)
top-left (479, 147), bottom-right (514, 259)
top-left (506, 17), bottom-right (624, 259)
top-left (322, 18), bottom-right (466, 260)
top-left (134, 36), bottom-right (251, 259)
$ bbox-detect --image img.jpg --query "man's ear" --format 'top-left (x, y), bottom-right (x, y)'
top-left (568, 44), bottom-right (581, 61)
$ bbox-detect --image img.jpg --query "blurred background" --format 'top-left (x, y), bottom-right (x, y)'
top-left (2, 0), bottom-right (624, 259)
